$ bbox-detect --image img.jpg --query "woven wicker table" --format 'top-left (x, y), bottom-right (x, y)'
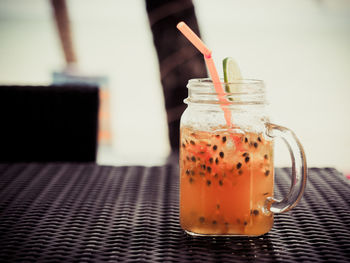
top-left (0, 164), bottom-right (349, 262)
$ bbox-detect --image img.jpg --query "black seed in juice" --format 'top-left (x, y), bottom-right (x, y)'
top-left (207, 166), bottom-right (212, 173)
top-left (264, 154), bottom-right (268, 160)
top-left (215, 158), bottom-right (219, 164)
top-left (253, 142), bottom-right (258, 148)
top-left (186, 156), bottom-right (190, 161)
top-left (219, 152), bottom-right (224, 158)
top-left (199, 217), bottom-right (205, 223)
top-left (191, 156), bottom-right (196, 162)
top-left (182, 143), bottom-right (186, 148)
top-left (186, 170), bottom-right (190, 175)
top-left (265, 170), bottom-right (270, 176)
top-left (214, 173), bottom-right (218, 178)
top-left (236, 162), bottom-right (242, 169)
top-left (258, 137), bottom-right (262, 142)
top-left (222, 136), bottom-right (227, 143)
top-left (199, 172), bottom-right (205, 177)
top-left (244, 137), bottom-right (248, 143)
top-left (206, 180), bottom-right (211, 186)
top-left (213, 145), bottom-right (218, 151)
top-left (202, 164), bottom-right (206, 170)
top-left (209, 157), bottom-right (213, 163)
top-left (263, 192), bottom-right (269, 195)
top-left (216, 135), bottom-right (220, 138)
top-left (242, 152), bottom-right (248, 157)
top-left (244, 221), bottom-right (248, 226)
top-left (245, 156), bottom-right (250, 163)
top-left (190, 140), bottom-right (195, 145)
top-left (212, 220), bottom-right (217, 225)
top-left (189, 177), bottom-right (194, 183)
top-left (253, 209), bottom-right (259, 216)
top-left (238, 170), bottom-right (243, 175)
top-left (219, 180), bottom-right (223, 186)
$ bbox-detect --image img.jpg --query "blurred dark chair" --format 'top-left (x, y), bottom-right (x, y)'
top-left (0, 85), bottom-right (99, 162)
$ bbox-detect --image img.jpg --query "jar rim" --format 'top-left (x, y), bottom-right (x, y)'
top-left (188, 78), bottom-right (263, 86)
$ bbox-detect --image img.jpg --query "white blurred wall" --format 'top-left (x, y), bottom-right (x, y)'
top-left (0, 0), bottom-right (349, 174)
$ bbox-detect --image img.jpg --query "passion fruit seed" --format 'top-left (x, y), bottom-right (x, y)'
top-left (190, 140), bottom-right (195, 145)
top-left (212, 220), bottom-right (217, 225)
top-left (263, 192), bottom-right (269, 196)
top-left (257, 137), bottom-right (262, 142)
top-left (219, 152), bottom-right (224, 158)
top-left (191, 156), bottom-right (196, 162)
top-left (236, 162), bottom-right (242, 169)
top-left (264, 154), bottom-right (268, 160)
top-left (219, 180), bottom-right (223, 186)
top-left (207, 166), bottom-right (212, 173)
top-left (265, 170), bottom-right (270, 176)
top-left (253, 142), bottom-right (258, 148)
top-left (222, 136), bottom-right (227, 143)
top-left (252, 209), bottom-right (259, 216)
top-left (242, 152), bottom-right (248, 157)
top-left (199, 217), bottom-right (205, 223)
top-left (189, 177), bottom-right (194, 183)
top-left (244, 137), bottom-right (248, 143)
top-left (186, 169), bottom-right (190, 175)
top-left (182, 143), bottom-right (186, 148)
top-left (209, 157), bottom-right (213, 164)
top-left (245, 156), bottom-right (250, 163)
top-left (238, 170), bottom-right (243, 175)
top-left (213, 145), bottom-right (218, 151)
top-left (206, 180), bottom-right (211, 186)
top-left (215, 158), bottom-right (219, 164)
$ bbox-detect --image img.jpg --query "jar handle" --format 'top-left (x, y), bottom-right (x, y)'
top-left (265, 123), bottom-right (307, 213)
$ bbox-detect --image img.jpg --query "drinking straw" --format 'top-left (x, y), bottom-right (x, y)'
top-left (176, 21), bottom-right (231, 124)
top-left (177, 21), bottom-right (245, 150)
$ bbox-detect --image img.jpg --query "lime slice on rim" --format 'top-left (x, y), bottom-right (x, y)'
top-left (223, 57), bottom-right (242, 97)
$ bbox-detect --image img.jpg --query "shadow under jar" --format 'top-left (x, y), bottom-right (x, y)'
top-left (179, 79), bottom-right (307, 236)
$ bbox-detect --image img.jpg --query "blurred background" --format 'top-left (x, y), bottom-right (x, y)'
top-left (0, 0), bottom-right (349, 174)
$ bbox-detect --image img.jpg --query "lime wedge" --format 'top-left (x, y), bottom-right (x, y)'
top-left (223, 57), bottom-right (242, 96)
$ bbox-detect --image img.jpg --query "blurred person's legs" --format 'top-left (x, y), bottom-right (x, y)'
top-left (146, 0), bottom-right (207, 154)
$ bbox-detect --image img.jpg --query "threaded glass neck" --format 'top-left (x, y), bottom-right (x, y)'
top-left (185, 78), bottom-right (266, 106)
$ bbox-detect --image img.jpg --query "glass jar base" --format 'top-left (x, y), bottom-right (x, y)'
top-left (184, 229), bottom-right (268, 237)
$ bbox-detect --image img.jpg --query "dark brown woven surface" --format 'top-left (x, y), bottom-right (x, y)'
top-left (0, 164), bottom-right (349, 262)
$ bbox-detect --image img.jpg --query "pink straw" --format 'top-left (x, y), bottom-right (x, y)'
top-left (177, 21), bottom-right (245, 151)
top-left (176, 21), bottom-right (231, 122)
top-left (177, 22), bottom-right (212, 57)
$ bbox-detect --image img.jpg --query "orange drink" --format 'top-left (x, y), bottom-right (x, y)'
top-left (180, 126), bottom-right (274, 236)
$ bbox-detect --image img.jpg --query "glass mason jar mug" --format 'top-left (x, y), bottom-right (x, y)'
top-left (179, 78), bottom-right (307, 236)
